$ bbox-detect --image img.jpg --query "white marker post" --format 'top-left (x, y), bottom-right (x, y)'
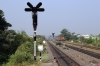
top-left (43, 40), bottom-right (45, 44)
top-left (38, 45), bottom-right (43, 61)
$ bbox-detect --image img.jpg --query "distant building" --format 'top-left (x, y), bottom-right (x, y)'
top-left (81, 34), bottom-right (90, 39)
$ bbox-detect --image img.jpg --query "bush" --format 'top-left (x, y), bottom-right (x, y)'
top-left (17, 42), bottom-right (33, 53)
top-left (1, 32), bottom-right (45, 66)
top-left (63, 47), bottom-right (66, 49)
top-left (4, 52), bottom-right (33, 66)
top-left (56, 42), bottom-right (61, 45)
top-left (84, 38), bottom-right (93, 44)
top-left (16, 52), bottom-right (31, 63)
top-left (74, 40), bottom-right (78, 43)
top-left (3, 42), bottom-right (34, 66)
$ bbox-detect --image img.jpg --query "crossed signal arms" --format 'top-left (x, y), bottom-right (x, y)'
top-left (25, 2), bottom-right (45, 12)
top-left (24, 2), bottom-right (45, 61)
top-left (24, 2), bottom-right (45, 30)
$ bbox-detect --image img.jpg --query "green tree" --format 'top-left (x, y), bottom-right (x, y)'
top-left (71, 32), bottom-right (75, 35)
top-left (79, 36), bottom-right (85, 48)
top-left (85, 37), bottom-right (93, 44)
top-left (71, 35), bottom-right (78, 41)
top-left (0, 29), bottom-right (17, 65)
top-left (79, 36), bottom-right (85, 42)
top-left (0, 9), bottom-right (16, 65)
top-left (60, 28), bottom-right (71, 40)
top-left (98, 34), bottom-right (100, 47)
top-left (0, 10), bottom-right (12, 31)
top-left (70, 32), bottom-right (78, 41)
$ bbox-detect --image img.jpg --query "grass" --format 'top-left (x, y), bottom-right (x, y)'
top-left (36, 52), bottom-right (49, 63)
top-left (30, 62), bottom-right (42, 66)
top-left (1, 40), bottom-right (49, 66)
top-left (63, 47), bottom-right (66, 49)
top-left (30, 51), bottom-right (49, 66)
top-left (56, 42), bottom-right (61, 45)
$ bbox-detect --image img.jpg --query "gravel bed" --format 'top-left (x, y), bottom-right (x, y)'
top-left (64, 42), bottom-right (100, 54)
top-left (42, 41), bottom-right (58, 66)
top-left (50, 41), bottom-right (100, 66)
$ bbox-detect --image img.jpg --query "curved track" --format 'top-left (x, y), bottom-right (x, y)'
top-left (47, 40), bottom-right (80, 66)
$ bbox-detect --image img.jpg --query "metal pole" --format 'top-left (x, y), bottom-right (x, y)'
top-left (34, 30), bottom-right (36, 60)
top-left (32, 13), bottom-right (37, 61)
top-left (25, 2), bottom-right (45, 61)
top-left (40, 52), bottom-right (41, 61)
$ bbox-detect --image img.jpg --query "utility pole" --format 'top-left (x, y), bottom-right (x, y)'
top-left (24, 2), bottom-right (45, 61)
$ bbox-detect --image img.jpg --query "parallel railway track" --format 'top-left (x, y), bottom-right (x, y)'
top-left (64, 44), bottom-right (100, 59)
top-left (47, 40), bottom-right (81, 66)
top-left (66, 42), bottom-right (100, 50)
top-left (55, 40), bottom-right (100, 50)
top-left (53, 40), bottom-right (100, 59)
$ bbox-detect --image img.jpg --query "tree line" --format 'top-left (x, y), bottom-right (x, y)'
top-left (58, 28), bottom-right (100, 47)
top-left (0, 9), bottom-right (45, 66)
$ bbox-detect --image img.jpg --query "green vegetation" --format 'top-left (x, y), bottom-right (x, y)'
top-left (58, 29), bottom-right (78, 41)
top-left (63, 47), bottom-right (66, 49)
top-left (37, 53), bottom-right (49, 62)
top-left (58, 28), bottom-right (100, 47)
top-left (1, 31), bottom-right (47, 66)
top-left (56, 42), bottom-right (61, 45)
top-left (0, 10), bottom-right (12, 31)
top-left (0, 9), bottom-right (48, 66)
top-left (0, 9), bottom-right (16, 65)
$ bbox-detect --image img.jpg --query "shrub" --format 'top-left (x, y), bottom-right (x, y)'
top-left (2, 33), bottom-right (44, 66)
top-left (4, 42), bottom-right (34, 66)
top-left (16, 52), bottom-right (33, 63)
top-left (56, 42), bottom-right (61, 45)
top-left (5, 52), bottom-right (33, 66)
top-left (84, 38), bottom-right (93, 44)
top-left (63, 47), bottom-right (66, 49)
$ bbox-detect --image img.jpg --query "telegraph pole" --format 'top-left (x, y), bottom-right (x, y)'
top-left (24, 2), bottom-right (45, 61)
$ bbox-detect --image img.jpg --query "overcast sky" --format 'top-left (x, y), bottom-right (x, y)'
top-left (0, 0), bottom-right (100, 36)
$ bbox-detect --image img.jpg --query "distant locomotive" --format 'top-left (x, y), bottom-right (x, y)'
top-left (56, 37), bottom-right (65, 41)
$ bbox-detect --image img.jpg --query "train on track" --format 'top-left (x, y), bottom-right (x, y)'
top-left (55, 37), bottom-right (65, 41)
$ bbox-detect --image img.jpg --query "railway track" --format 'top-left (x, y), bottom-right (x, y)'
top-left (53, 40), bottom-right (100, 59)
top-left (47, 40), bottom-right (81, 66)
top-left (63, 44), bottom-right (100, 59)
top-left (69, 44), bottom-right (100, 50)
top-left (54, 40), bottom-right (100, 50)
top-left (83, 45), bottom-right (100, 50)
top-left (66, 42), bottom-right (100, 50)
